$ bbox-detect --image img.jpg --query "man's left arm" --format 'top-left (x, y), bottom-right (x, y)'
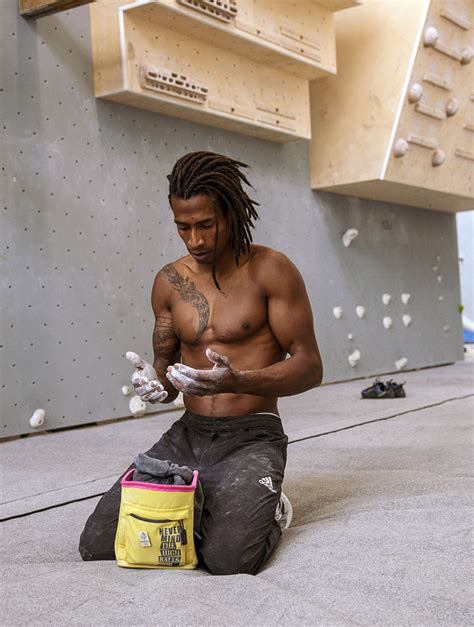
top-left (234, 251), bottom-right (323, 396)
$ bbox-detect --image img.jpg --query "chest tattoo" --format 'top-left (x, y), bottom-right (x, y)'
top-left (162, 264), bottom-right (209, 341)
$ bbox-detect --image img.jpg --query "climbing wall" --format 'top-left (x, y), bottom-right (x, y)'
top-left (0, 1), bottom-right (464, 438)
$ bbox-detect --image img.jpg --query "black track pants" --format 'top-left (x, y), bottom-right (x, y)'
top-left (79, 410), bottom-right (288, 576)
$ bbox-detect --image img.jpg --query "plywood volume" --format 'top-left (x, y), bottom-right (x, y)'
top-left (90, 0), bottom-right (311, 142)
top-left (309, 0), bottom-right (473, 212)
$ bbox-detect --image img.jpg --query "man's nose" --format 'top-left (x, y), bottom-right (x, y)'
top-left (188, 229), bottom-right (204, 248)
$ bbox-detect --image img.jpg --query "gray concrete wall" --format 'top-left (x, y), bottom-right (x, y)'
top-left (0, 3), bottom-right (464, 438)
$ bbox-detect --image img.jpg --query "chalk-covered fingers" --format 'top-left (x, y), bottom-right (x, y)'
top-left (166, 366), bottom-right (209, 396)
top-left (126, 350), bottom-right (168, 403)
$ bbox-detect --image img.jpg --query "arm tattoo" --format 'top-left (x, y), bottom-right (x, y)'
top-left (153, 316), bottom-right (178, 359)
top-left (161, 264), bottom-right (209, 341)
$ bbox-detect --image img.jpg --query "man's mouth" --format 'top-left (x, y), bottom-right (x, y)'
top-left (190, 251), bottom-right (211, 260)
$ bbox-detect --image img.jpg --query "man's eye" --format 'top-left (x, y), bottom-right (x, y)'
top-left (202, 224), bottom-right (213, 229)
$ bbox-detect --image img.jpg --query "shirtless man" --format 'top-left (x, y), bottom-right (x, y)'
top-left (79, 151), bottom-right (323, 575)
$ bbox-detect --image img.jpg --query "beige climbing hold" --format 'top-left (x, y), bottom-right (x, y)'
top-left (122, 385), bottom-right (131, 396)
top-left (423, 26), bottom-right (439, 47)
top-left (348, 333), bottom-right (354, 340)
top-left (174, 392), bottom-right (185, 408)
top-left (432, 265), bottom-right (439, 272)
top-left (432, 148), bottom-right (446, 166)
top-left (342, 228), bottom-right (359, 247)
top-left (437, 275), bottom-right (443, 283)
top-left (383, 316), bottom-right (393, 329)
top-left (408, 83), bottom-right (423, 103)
top-left (402, 314), bottom-right (412, 326)
top-left (333, 307), bottom-right (343, 319)
top-left (395, 357), bottom-right (408, 370)
top-left (460, 46), bottom-right (473, 65)
top-left (382, 293), bottom-right (391, 305)
top-left (438, 295), bottom-right (445, 302)
top-left (356, 306), bottom-right (365, 319)
top-left (29, 409), bottom-right (46, 428)
top-left (443, 324), bottom-right (451, 332)
top-left (445, 98), bottom-right (459, 116)
top-left (129, 395), bottom-right (146, 417)
top-left (393, 138), bottom-right (408, 157)
top-left (348, 349), bottom-right (361, 367)
top-left (401, 293), bottom-right (411, 305)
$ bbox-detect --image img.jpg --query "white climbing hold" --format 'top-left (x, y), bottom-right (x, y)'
top-left (445, 98), bottom-right (459, 117)
top-left (437, 275), bottom-right (443, 283)
top-left (356, 306), bottom-right (365, 319)
top-left (348, 349), bottom-right (361, 367)
top-left (174, 392), bottom-right (185, 408)
top-left (348, 333), bottom-right (354, 340)
top-left (443, 324), bottom-right (451, 332)
top-left (342, 228), bottom-right (359, 247)
top-left (395, 357), bottom-right (408, 370)
top-left (407, 82), bottom-right (423, 103)
top-left (122, 385), bottom-right (131, 396)
top-left (438, 295), bottom-right (445, 302)
top-left (460, 46), bottom-right (473, 65)
top-left (333, 306), bottom-right (343, 319)
top-left (401, 293), bottom-right (411, 305)
top-left (435, 255), bottom-right (441, 262)
top-left (402, 314), bottom-right (412, 326)
top-left (383, 316), bottom-right (393, 329)
top-left (29, 409), bottom-right (45, 428)
top-left (382, 293), bottom-right (391, 306)
top-left (432, 265), bottom-right (438, 272)
top-left (432, 148), bottom-right (446, 167)
top-left (393, 138), bottom-right (408, 157)
top-left (129, 395), bottom-right (146, 417)
top-left (423, 26), bottom-right (439, 47)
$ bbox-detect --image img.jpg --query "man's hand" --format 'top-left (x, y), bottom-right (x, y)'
top-left (166, 348), bottom-right (239, 396)
top-left (126, 351), bottom-right (168, 404)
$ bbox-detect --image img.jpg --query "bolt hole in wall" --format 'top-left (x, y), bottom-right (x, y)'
top-left (1, 2), bottom-right (465, 438)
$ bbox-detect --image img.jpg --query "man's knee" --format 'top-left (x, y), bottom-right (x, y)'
top-left (78, 516), bottom-right (117, 561)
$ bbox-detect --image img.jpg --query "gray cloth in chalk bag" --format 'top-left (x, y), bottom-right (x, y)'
top-left (132, 453), bottom-right (204, 537)
top-left (133, 453), bottom-right (193, 485)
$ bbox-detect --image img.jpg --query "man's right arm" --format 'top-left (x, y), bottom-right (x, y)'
top-left (151, 267), bottom-right (181, 404)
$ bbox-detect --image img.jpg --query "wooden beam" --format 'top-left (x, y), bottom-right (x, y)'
top-left (19, 0), bottom-right (95, 19)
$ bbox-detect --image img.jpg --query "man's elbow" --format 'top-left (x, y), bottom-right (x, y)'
top-left (311, 356), bottom-right (323, 387)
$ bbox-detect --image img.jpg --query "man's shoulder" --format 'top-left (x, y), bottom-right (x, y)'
top-left (250, 245), bottom-right (294, 271)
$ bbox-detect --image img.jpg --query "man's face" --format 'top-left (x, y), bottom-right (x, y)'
top-left (170, 193), bottom-right (231, 265)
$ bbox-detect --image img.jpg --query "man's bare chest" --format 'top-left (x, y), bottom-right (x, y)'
top-left (167, 269), bottom-right (267, 346)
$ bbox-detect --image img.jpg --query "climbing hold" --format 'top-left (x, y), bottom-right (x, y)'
top-left (342, 228), bottom-right (359, 247)
top-left (401, 293), bottom-right (411, 304)
top-left (460, 46), bottom-right (473, 65)
top-left (382, 293), bottom-right (391, 305)
top-left (122, 385), bottom-right (131, 396)
top-left (174, 392), bottom-right (185, 408)
top-left (432, 148), bottom-right (446, 166)
top-left (348, 349), bottom-right (361, 367)
top-left (445, 98), bottom-right (459, 116)
top-left (407, 83), bottom-right (423, 103)
top-left (402, 314), bottom-right (412, 326)
top-left (423, 26), bottom-right (439, 47)
top-left (395, 357), bottom-right (408, 370)
top-left (443, 324), bottom-right (451, 332)
top-left (356, 306), bottom-right (365, 319)
top-left (333, 307), bottom-right (343, 319)
top-left (348, 333), bottom-right (354, 340)
top-left (383, 316), bottom-right (393, 329)
top-left (393, 138), bottom-right (408, 157)
top-left (438, 295), bottom-right (445, 302)
top-left (437, 275), bottom-right (443, 283)
top-left (29, 409), bottom-right (45, 428)
top-left (129, 395), bottom-right (146, 417)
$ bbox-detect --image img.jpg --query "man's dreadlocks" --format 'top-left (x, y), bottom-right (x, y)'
top-left (167, 151), bottom-right (260, 291)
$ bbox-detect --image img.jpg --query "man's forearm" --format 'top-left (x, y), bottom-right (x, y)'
top-left (234, 353), bottom-right (322, 397)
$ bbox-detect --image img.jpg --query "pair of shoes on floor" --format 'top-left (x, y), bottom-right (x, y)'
top-left (361, 378), bottom-right (406, 399)
top-left (275, 491), bottom-right (293, 530)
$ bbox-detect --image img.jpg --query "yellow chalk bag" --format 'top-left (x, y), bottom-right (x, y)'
top-left (114, 467), bottom-right (199, 569)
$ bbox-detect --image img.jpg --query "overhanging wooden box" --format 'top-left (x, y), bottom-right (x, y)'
top-left (309, 0), bottom-right (473, 211)
top-left (90, 0), bottom-right (360, 142)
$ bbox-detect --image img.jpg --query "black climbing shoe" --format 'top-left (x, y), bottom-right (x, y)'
top-left (361, 379), bottom-right (386, 399)
top-left (387, 380), bottom-right (406, 398)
